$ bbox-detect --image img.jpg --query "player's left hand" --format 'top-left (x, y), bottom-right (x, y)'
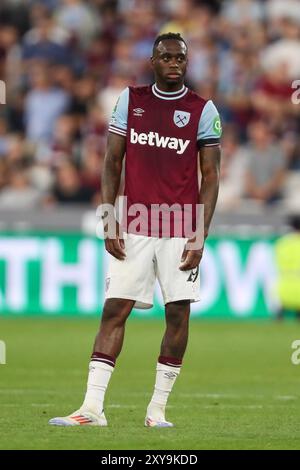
top-left (179, 245), bottom-right (204, 271)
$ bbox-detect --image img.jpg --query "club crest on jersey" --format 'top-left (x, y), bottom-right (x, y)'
top-left (174, 110), bottom-right (190, 128)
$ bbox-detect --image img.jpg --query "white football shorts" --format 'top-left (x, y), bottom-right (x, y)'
top-left (105, 233), bottom-right (200, 309)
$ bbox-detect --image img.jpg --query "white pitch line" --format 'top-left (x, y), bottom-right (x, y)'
top-left (0, 390), bottom-right (298, 403)
top-left (1, 403), bottom-right (53, 407)
top-left (275, 395), bottom-right (297, 400)
top-left (203, 404), bottom-right (264, 409)
top-left (2, 403), bottom-right (298, 411)
top-left (105, 404), bottom-right (267, 410)
top-left (0, 389), bottom-right (71, 395)
top-left (179, 393), bottom-right (241, 399)
top-left (31, 403), bottom-right (53, 407)
top-left (107, 404), bottom-right (139, 409)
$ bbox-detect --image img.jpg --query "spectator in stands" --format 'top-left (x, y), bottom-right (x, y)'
top-left (69, 75), bottom-right (98, 120)
top-left (266, 0), bottom-right (300, 26)
top-left (5, 134), bottom-right (31, 165)
top-left (50, 160), bottom-right (95, 205)
top-left (81, 105), bottom-right (107, 156)
top-left (80, 138), bottom-right (103, 205)
top-left (160, 0), bottom-right (198, 38)
top-left (55, 0), bottom-right (100, 49)
top-left (219, 48), bottom-right (260, 136)
top-left (24, 62), bottom-right (70, 143)
top-left (22, 5), bottom-right (71, 66)
top-left (35, 113), bottom-right (80, 166)
top-left (222, 0), bottom-right (265, 26)
top-left (0, 25), bottom-right (22, 96)
top-left (0, 163), bottom-right (42, 209)
top-left (244, 120), bottom-right (287, 204)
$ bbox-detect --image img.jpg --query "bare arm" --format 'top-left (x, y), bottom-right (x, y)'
top-left (101, 132), bottom-right (126, 260)
top-left (180, 145), bottom-right (221, 271)
top-left (198, 145), bottom-right (221, 239)
top-left (101, 132), bottom-right (126, 205)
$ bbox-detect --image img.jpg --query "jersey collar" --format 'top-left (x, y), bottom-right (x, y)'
top-left (152, 83), bottom-right (188, 100)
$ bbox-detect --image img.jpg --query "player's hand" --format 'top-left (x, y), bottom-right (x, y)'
top-left (179, 244), bottom-right (204, 271)
top-left (104, 218), bottom-right (126, 260)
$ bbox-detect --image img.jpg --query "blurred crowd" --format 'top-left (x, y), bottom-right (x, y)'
top-left (0, 0), bottom-right (299, 211)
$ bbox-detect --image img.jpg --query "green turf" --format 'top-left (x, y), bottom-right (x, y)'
top-left (1, 317), bottom-right (300, 450)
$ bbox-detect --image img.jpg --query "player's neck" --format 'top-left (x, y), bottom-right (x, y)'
top-left (154, 81), bottom-right (185, 93)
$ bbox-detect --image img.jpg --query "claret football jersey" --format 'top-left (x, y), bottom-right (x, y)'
top-left (108, 84), bottom-right (221, 237)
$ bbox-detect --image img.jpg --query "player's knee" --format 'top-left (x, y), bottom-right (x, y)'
top-left (165, 301), bottom-right (190, 329)
top-left (101, 298), bottom-right (133, 325)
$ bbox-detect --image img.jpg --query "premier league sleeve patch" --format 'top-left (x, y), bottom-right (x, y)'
top-left (197, 100), bottom-right (222, 148)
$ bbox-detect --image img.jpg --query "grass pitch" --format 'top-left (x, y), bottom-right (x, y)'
top-left (1, 317), bottom-right (300, 450)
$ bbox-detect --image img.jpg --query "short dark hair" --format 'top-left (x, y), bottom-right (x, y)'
top-left (152, 32), bottom-right (187, 55)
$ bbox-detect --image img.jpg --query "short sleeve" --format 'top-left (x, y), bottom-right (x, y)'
top-left (197, 100), bottom-right (222, 148)
top-left (108, 87), bottom-right (129, 138)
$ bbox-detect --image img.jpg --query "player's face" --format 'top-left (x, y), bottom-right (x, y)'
top-left (151, 40), bottom-right (188, 88)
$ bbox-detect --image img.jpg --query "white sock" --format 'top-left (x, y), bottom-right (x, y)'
top-left (147, 362), bottom-right (181, 421)
top-left (81, 361), bottom-right (114, 415)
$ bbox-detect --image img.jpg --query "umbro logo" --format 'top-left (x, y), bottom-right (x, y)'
top-left (164, 371), bottom-right (178, 379)
top-left (133, 108), bottom-right (144, 117)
